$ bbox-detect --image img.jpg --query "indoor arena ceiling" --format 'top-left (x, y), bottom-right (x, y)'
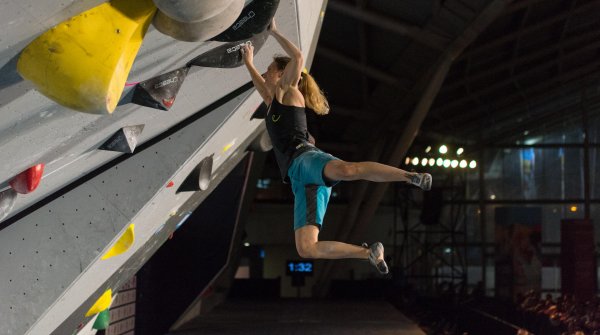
top-left (310, 0), bottom-right (600, 158)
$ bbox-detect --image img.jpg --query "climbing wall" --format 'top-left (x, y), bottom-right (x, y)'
top-left (0, 0), bottom-right (327, 334)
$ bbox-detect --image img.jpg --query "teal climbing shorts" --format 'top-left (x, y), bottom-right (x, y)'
top-left (287, 149), bottom-right (340, 230)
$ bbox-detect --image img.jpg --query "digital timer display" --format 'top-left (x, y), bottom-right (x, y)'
top-left (286, 260), bottom-right (314, 276)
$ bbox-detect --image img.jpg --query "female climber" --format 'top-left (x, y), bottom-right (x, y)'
top-left (241, 19), bottom-right (431, 274)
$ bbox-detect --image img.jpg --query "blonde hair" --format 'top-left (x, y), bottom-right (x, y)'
top-left (273, 56), bottom-right (330, 115)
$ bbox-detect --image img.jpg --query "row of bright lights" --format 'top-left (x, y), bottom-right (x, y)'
top-left (405, 157), bottom-right (477, 169)
top-left (426, 145), bottom-right (464, 156)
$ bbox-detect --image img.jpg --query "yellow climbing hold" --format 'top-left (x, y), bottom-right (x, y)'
top-left (223, 139), bottom-right (237, 152)
top-left (101, 224), bottom-right (135, 260)
top-left (85, 289), bottom-right (112, 317)
top-left (17, 0), bottom-right (156, 114)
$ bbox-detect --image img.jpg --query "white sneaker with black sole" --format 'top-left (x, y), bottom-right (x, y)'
top-left (362, 242), bottom-right (389, 275)
top-left (410, 173), bottom-right (432, 191)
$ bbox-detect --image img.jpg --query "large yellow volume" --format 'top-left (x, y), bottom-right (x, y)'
top-left (17, 0), bottom-right (156, 114)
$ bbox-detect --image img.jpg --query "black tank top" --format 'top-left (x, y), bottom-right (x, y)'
top-left (264, 98), bottom-right (314, 183)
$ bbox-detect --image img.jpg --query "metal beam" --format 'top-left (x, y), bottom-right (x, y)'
top-left (327, 0), bottom-right (451, 51)
top-left (464, 43), bottom-right (488, 122)
top-left (505, 0), bottom-right (552, 13)
top-left (434, 43), bottom-right (600, 117)
top-left (557, 0), bottom-right (578, 77)
top-left (480, 93), bottom-right (600, 144)
top-left (443, 29), bottom-right (600, 93)
top-left (456, 68), bottom-right (600, 129)
top-left (459, 0), bottom-right (600, 60)
top-left (452, 66), bottom-right (600, 139)
top-left (316, 46), bottom-right (412, 91)
top-left (482, 0), bottom-right (580, 143)
top-left (443, 68), bottom-right (600, 137)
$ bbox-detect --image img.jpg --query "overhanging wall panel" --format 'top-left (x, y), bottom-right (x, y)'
top-left (0, 0), bottom-right (302, 223)
top-left (87, 89), bottom-right (252, 218)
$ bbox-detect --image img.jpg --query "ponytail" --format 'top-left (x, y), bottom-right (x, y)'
top-left (273, 56), bottom-right (330, 115)
top-left (299, 71), bottom-right (330, 115)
